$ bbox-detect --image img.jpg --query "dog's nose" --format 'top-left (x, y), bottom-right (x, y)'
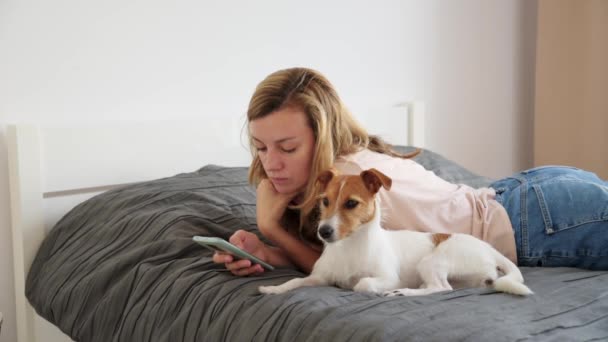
top-left (318, 225), bottom-right (334, 240)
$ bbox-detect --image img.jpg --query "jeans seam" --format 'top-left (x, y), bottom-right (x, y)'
top-left (532, 184), bottom-right (554, 234)
top-left (553, 217), bottom-right (608, 233)
top-left (517, 175), bottom-right (529, 258)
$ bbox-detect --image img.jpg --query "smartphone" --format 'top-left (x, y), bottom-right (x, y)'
top-left (192, 236), bottom-right (275, 270)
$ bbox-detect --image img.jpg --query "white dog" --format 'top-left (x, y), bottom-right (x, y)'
top-left (259, 168), bottom-right (532, 297)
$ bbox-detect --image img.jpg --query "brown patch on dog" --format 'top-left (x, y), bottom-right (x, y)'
top-left (361, 168), bottom-right (392, 194)
top-left (431, 233), bottom-right (452, 246)
top-left (317, 168), bottom-right (394, 241)
top-left (336, 178), bottom-right (376, 240)
top-left (317, 169), bottom-right (337, 190)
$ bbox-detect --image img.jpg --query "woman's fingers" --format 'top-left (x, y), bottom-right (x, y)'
top-left (226, 260), bottom-right (264, 276)
top-left (230, 230), bottom-right (263, 255)
top-left (212, 252), bottom-right (256, 275)
top-left (224, 259), bottom-right (265, 276)
top-left (212, 252), bottom-right (233, 264)
top-left (232, 264), bottom-right (264, 276)
top-left (225, 259), bottom-right (252, 271)
top-left (229, 230), bottom-right (248, 247)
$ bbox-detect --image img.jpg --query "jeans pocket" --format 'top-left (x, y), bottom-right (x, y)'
top-left (532, 180), bottom-right (608, 234)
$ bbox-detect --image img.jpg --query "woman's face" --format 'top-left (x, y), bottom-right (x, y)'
top-left (249, 106), bottom-right (315, 194)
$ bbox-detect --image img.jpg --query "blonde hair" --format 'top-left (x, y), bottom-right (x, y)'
top-left (246, 67), bottom-right (419, 240)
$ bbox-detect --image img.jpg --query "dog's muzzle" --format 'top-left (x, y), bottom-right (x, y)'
top-left (318, 224), bottom-right (335, 243)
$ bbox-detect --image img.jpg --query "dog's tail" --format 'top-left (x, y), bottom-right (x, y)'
top-left (492, 250), bottom-right (533, 296)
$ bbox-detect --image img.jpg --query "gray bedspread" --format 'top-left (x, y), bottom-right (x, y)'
top-left (26, 149), bottom-right (608, 341)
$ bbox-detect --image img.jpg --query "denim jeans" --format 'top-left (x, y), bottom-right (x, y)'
top-left (490, 166), bottom-right (608, 270)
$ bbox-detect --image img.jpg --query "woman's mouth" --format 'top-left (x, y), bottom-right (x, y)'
top-left (270, 177), bottom-right (289, 185)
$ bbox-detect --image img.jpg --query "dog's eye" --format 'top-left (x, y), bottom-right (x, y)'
top-left (344, 199), bottom-right (358, 209)
top-left (322, 197), bottom-right (329, 207)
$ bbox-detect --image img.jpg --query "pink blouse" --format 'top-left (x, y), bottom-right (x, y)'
top-left (335, 149), bottom-right (517, 263)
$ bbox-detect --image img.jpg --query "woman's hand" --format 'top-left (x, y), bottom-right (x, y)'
top-left (256, 179), bottom-right (298, 240)
top-left (212, 230), bottom-right (268, 276)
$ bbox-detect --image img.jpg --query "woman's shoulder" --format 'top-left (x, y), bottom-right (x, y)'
top-left (335, 149), bottom-right (460, 190)
top-left (335, 148), bottom-right (420, 174)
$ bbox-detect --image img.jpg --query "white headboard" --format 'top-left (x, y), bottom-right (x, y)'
top-left (7, 101), bottom-right (425, 342)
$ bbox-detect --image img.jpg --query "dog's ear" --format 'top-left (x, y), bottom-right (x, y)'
top-left (317, 168), bottom-right (337, 190)
top-left (360, 168), bottom-right (392, 194)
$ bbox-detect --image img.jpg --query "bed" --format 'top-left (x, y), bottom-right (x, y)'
top-left (8, 103), bottom-right (608, 342)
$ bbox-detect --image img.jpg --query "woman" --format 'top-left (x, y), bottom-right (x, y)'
top-left (213, 67), bottom-right (608, 275)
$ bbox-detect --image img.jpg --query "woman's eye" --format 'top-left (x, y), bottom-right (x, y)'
top-left (345, 199), bottom-right (358, 209)
top-left (256, 147), bottom-right (267, 153)
top-left (322, 198), bottom-right (329, 207)
top-left (282, 148), bottom-right (296, 153)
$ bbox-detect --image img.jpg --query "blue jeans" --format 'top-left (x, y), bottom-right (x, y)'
top-left (490, 166), bottom-right (608, 270)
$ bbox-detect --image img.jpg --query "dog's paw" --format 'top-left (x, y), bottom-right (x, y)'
top-left (383, 289), bottom-right (414, 297)
top-left (258, 285), bottom-right (285, 295)
top-left (353, 277), bottom-right (379, 293)
top-left (383, 289), bottom-right (404, 297)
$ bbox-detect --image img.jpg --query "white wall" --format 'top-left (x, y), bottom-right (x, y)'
top-left (0, 1), bottom-right (536, 341)
top-left (430, 1), bottom-right (537, 179)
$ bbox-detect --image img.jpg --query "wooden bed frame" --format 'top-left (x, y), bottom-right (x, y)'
top-left (7, 102), bottom-right (425, 342)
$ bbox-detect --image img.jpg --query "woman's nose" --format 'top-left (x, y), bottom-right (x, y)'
top-left (264, 149), bottom-right (283, 171)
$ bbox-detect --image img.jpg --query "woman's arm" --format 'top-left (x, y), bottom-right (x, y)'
top-left (260, 222), bottom-right (321, 274)
top-left (214, 179), bottom-right (321, 275)
top-left (255, 179), bottom-right (321, 273)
